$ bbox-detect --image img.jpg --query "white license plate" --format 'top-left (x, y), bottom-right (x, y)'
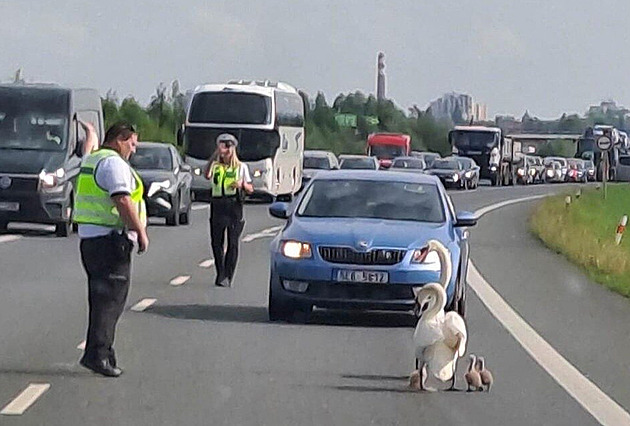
top-left (0, 202), bottom-right (19, 212)
top-left (335, 270), bottom-right (388, 284)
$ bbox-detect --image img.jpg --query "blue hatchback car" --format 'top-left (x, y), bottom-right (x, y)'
top-left (267, 170), bottom-right (477, 323)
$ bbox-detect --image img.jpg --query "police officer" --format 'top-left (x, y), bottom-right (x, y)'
top-left (73, 122), bottom-right (148, 377)
top-left (205, 133), bottom-right (253, 287)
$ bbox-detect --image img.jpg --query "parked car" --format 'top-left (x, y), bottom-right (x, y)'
top-left (453, 156), bottom-right (480, 189)
top-left (532, 156), bottom-right (546, 183)
top-left (583, 159), bottom-right (596, 181)
top-left (566, 158), bottom-right (588, 183)
top-left (543, 161), bottom-right (564, 183)
top-left (390, 156), bottom-right (427, 173)
top-left (338, 155), bottom-right (379, 170)
top-left (302, 150), bottom-right (339, 190)
top-left (411, 151), bottom-right (441, 168)
top-left (267, 170), bottom-right (476, 322)
top-left (544, 157), bottom-right (569, 181)
top-left (615, 155), bottom-right (630, 182)
top-left (129, 142), bottom-right (193, 226)
top-left (425, 157), bottom-right (468, 189)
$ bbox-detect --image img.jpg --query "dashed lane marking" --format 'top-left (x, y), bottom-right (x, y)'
top-left (1, 383), bottom-right (51, 416)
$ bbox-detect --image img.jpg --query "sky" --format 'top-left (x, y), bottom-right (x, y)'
top-left (2, 0), bottom-right (630, 119)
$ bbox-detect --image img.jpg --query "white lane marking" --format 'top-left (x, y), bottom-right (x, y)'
top-left (1, 383), bottom-right (51, 416)
top-left (199, 259), bottom-right (215, 268)
top-left (0, 235), bottom-right (21, 244)
top-left (474, 194), bottom-right (551, 219)
top-left (192, 204), bottom-right (209, 211)
top-left (130, 298), bottom-right (157, 312)
top-left (77, 340), bottom-right (86, 351)
top-left (470, 196), bottom-right (630, 425)
top-left (169, 275), bottom-right (191, 286)
top-left (242, 225), bottom-right (283, 243)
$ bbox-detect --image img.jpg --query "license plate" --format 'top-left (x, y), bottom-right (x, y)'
top-left (0, 202), bottom-right (19, 212)
top-left (335, 270), bottom-right (388, 284)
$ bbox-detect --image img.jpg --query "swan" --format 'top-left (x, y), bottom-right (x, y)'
top-left (412, 239), bottom-right (452, 318)
top-left (464, 354), bottom-right (483, 392)
top-left (476, 356), bottom-right (494, 392)
top-left (411, 283), bottom-right (467, 391)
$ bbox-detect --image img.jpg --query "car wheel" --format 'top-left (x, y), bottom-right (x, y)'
top-left (0, 220), bottom-right (8, 233)
top-left (179, 190), bottom-right (191, 225)
top-left (55, 221), bottom-right (71, 237)
top-left (166, 193), bottom-right (180, 226)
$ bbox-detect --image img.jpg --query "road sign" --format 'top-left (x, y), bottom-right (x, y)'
top-left (597, 136), bottom-right (612, 151)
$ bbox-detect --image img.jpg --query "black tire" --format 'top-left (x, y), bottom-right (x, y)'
top-left (268, 286), bottom-right (291, 322)
top-left (179, 190), bottom-right (192, 225)
top-left (166, 193), bottom-right (180, 226)
top-left (55, 221), bottom-right (71, 237)
top-left (457, 283), bottom-right (467, 318)
top-left (0, 220), bottom-right (8, 233)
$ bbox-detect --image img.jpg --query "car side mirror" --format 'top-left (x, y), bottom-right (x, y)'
top-left (454, 210), bottom-right (477, 227)
top-left (181, 164), bottom-right (192, 173)
top-left (269, 202), bottom-right (290, 219)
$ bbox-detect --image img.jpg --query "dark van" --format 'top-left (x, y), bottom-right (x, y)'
top-left (0, 84), bottom-right (104, 236)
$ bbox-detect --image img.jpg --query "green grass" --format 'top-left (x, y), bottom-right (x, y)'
top-left (530, 184), bottom-right (630, 297)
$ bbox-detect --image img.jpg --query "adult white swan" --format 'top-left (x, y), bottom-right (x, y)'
top-left (411, 282), bottom-right (467, 391)
top-left (411, 239), bottom-right (453, 319)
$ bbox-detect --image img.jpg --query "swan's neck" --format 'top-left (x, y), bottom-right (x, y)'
top-left (435, 245), bottom-right (452, 288)
top-left (423, 286), bottom-right (446, 321)
top-left (468, 356), bottom-right (476, 372)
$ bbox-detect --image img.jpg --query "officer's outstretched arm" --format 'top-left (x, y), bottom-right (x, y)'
top-left (79, 120), bottom-right (98, 156)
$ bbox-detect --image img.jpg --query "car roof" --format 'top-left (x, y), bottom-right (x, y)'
top-left (137, 141), bottom-right (173, 150)
top-left (313, 169), bottom-right (439, 185)
top-left (339, 154), bottom-right (373, 159)
top-left (304, 150), bottom-right (333, 157)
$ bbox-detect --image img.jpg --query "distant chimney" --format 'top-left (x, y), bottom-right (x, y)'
top-left (376, 52), bottom-right (386, 101)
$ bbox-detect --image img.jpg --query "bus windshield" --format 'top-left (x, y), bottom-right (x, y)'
top-left (184, 127), bottom-right (280, 162)
top-left (188, 92), bottom-right (272, 125)
top-left (450, 131), bottom-right (497, 152)
top-left (0, 88), bottom-right (70, 152)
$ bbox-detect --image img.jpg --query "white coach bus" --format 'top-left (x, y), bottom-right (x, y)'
top-left (178, 80), bottom-right (305, 202)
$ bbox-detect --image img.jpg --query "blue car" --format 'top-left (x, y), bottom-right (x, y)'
top-left (267, 170), bottom-right (477, 323)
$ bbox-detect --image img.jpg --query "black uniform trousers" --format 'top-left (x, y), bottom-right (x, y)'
top-left (79, 231), bottom-right (133, 364)
top-left (210, 196), bottom-right (245, 283)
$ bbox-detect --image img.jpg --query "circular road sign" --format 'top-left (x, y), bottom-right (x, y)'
top-left (597, 136), bottom-right (612, 151)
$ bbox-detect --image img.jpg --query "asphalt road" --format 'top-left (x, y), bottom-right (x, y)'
top-left (0, 182), bottom-right (627, 425)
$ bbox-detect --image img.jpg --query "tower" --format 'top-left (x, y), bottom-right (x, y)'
top-left (376, 52), bottom-right (386, 101)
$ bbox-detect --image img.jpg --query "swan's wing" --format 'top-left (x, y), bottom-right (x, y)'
top-left (424, 341), bottom-right (457, 381)
top-left (413, 320), bottom-right (444, 352)
top-left (444, 312), bottom-right (467, 356)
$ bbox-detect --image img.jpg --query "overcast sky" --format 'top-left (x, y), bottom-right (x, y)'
top-left (2, 0), bottom-right (630, 119)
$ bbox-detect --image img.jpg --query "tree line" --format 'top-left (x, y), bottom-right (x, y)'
top-left (101, 82), bottom-right (630, 157)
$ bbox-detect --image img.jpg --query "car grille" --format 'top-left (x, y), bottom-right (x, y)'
top-left (0, 176), bottom-right (39, 193)
top-left (318, 246), bottom-right (406, 265)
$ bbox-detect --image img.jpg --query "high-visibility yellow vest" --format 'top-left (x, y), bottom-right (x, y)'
top-left (73, 149), bottom-right (147, 228)
top-left (211, 163), bottom-right (238, 197)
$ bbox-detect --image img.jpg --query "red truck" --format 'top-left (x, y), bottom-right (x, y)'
top-left (366, 133), bottom-right (411, 169)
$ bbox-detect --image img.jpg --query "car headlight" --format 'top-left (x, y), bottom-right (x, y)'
top-left (529, 168), bottom-right (536, 176)
top-left (452, 173), bottom-right (459, 181)
top-left (281, 241), bottom-right (312, 259)
top-left (490, 166), bottom-right (497, 172)
top-left (464, 171), bottom-right (473, 178)
top-left (39, 168), bottom-right (65, 188)
top-left (517, 168), bottom-right (525, 176)
top-left (452, 146), bottom-right (459, 154)
top-left (546, 170), bottom-right (554, 177)
top-left (147, 179), bottom-right (172, 197)
top-left (253, 169), bottom-right (263, 178)
top-left (193, 168), bottom-right (202, 176)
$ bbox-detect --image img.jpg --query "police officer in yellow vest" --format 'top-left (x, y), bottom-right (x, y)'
top-left (73, 122), bottom-right (148, 377)
top-left (205, 133), bottom-right (253, 287)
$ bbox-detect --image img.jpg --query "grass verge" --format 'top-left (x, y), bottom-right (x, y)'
top-left (529, 183), bottom-right (630, 297)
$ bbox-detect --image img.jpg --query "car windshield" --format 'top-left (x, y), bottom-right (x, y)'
top-left (369, 144), bottom-right (406, 158)
top-left (303, 156), bottom-right (331, 170)
top-left (392, 159), bottom-right (424, 169)
top-left (340, 158), bottom-right (376, 169)
top-left (0, 88), bottom-right (69, 152)
top-left (130, 146), bottom-right (173, 170)
top-left (297, 179), bottom-right (445, 223)
top-left (188, 92), bottom-right (271, 125)
top-left (431, 159), bottom-right (461, 170)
